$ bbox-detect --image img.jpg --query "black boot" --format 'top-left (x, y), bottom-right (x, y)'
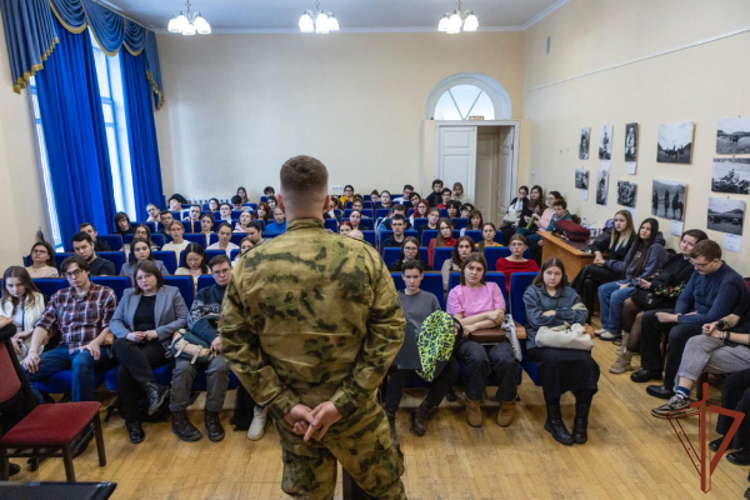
top-left (146, 383), bottom-right (169, 416)
top-left (171, 411), bottom-right (202, 442)
top-left (544, 404), bottom-right (573, 446)
top-left (9, 462), bottom-right (20, 476)
top-left (127, 421), bottom-right (145, 444)
top-left (386, 413), bottom-right (400, 449)
top-left (572, 403), bottom-right (591, 444)
top-left (204, 410), bottom-right (225, 442)
top-left (410, 400), bottom-right (434, 437)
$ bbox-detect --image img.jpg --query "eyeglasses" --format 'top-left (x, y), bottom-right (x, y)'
top-left (213, 269), bottom-right (231, 276)
top-left (64, 269), bottom-right (84, 279)
top-left (32, 249), bottom-right (49, 255)
top-left (690, 259), bottom-right (716, 269)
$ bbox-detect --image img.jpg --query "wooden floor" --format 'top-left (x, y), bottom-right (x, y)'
top-left (10, 333), bottom-right (750, 499)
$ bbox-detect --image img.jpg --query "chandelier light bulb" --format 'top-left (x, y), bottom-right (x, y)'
top-left (181, 23), bottom-right (196, 36)
top-left (447, 12), bottom-right (462, 34)
top-left (438, 15), bottom-right (450, 32)
top-left (175, 13), bottom-right (189, 32)
top-left (194, 15), bottom-right (211, 35)
top-left (463, 13), bottom-right (478, 31)
top-left (328, 14), bottom-right (339, 31)
top-left (299, 1), bottom-right (338, 33)
top-left (315, 12), bottom-right (329, 33)
top-left (299, 13), bottom-right (314, 32)
top-left (168, 16), bottom-right (181, 33)
top-left (168, 2), bottom-right (211, 36)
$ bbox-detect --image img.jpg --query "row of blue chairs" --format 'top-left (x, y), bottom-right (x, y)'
top-left (382, 246), bottom-right (529, 271)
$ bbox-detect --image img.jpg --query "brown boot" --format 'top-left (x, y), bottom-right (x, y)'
top-left (609, 351), bottom-right (634, 374)
top-left (465, 399), bottom-right (483, 427)
top-left (496, 400), bottom-right (516, 427)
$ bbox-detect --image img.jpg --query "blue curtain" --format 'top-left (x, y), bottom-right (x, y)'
top-left (35, 17), bottom-right (116, 244)
top-left (121, 50), bottom-right (163, 221)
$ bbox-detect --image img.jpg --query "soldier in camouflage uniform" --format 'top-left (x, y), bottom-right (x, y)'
top-left (220, 155), bottom-right (407, 500)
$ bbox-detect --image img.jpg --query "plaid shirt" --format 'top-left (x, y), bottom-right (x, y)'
top-left (35, 284), bottom-right (117, 353)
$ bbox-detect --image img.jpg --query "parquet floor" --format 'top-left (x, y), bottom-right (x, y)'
top-left (10, 331), bottom-right (749, 499)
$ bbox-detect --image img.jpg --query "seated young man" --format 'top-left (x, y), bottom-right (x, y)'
top-left (426, 179), bottom-right (444, 208)
top-left (21, 256), bottom-right (118, 403)
top-left (78, 222), bottom-right (111, 252)
top-left (170, 255), bottom-right (235, 443)
top-left (184, 205), bottom-right (202, 224)
top-left (169, 196), bottom-right (183, 214)
top-left (393, 184), bottom-right (414, 205)
top-left (446, 200), bottom-right (461, 219)
top-left (382, 260), bottom-right (458, 446)
top-left (158, 210), bottom-right (175, 236)
top-left (436, 188), bottom-right (452, 210)
top-left (381, 215), bottom-right (408, 248)
top-left (377, 204), bottom-right (411, 234)
top-left (633, 240), bottom-right (746, 399)
top-left (72, 232), bottom-right (116, 276)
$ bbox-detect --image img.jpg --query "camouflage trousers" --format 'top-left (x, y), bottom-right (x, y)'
top-left (273, 399), bottom-right (406, 500)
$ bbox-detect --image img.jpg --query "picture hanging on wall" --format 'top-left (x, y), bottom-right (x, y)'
top-left (657, 121), bottom-right (694, 164)
top-left (707, 197), bottom-right (745, 236)
top-left (712, 158), bottom-right (750, 194)
top-left (717, 117), bottom-right (750, 155)
top-left (596, 171), bottom-right (609, 206)
top-left (651, 179), bottom-right (687, 222)
top-left (624, 123), bottom-right (638, 162)
top-left (599, 124), bottom-right (613, 160)
top-left (617, 181), bottom-right (637, 208)
top-left (575, 169), bottom-right (589, 190)
top-left (579, 127), bottom-right (590, 160)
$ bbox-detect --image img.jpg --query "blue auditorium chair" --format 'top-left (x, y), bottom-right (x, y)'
top-left (98, 252), bottom-right (126, 274)
top-left (432, 247), bottom-right (454, 272)
top-left (197, 275), bottom-right (215, 292)
top-left (360, 231), bottom-right (377, 247)
top-left (125, 233), bottom-right (166, 247)
top-left (98, 234), bottom-right (123, 251)
top-left (152, 251), bottom-right (178, 274)
top-left (164, 275), bottom-right (195, 309)
top-left (183, 233), bottom-right (209, 247)
top-left (32, 278), bottom-right (68, 297)
top-left (391, 272), bottom-right (445, 310)
top-left (510, 272), bottom-right (540, 385)
top-left (324, 219), bottom-right (337, 231)
top-left (91, 276), bottom-right (130, 300)
top-left (463, 230), bottom-right (482, 243)
top-left (453, 218), bottom-right (469, 230)
top-left (53, 253), bottom-right (75, 270)
top-left (230, 249), bottom-right (241, 261)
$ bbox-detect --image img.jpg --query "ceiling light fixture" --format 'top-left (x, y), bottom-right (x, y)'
top-left (299, 1), bottom-right (339, 34)
top-left (168, 1), bottom-right (211, 36)
top-left (438, 0), bottom-right (478, 34)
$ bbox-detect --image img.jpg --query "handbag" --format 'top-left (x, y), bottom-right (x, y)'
top-left (536, 323), bottom-right (594, 351)
top-left (416, 312), bottom-right (464, 382)
top-left (630, 288), bottom-right (671, 310)
top-left (170, 329), bottom-right (215, 364)
top-left (554, 220), bottom-right (591, 242)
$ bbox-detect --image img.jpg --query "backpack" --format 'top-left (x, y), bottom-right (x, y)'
top-left (170, 329), bottom-right (215, 364)
top-left (555, 220), bottom-right (591, 242)
top-left (416, 311), bottom-right (464, 382)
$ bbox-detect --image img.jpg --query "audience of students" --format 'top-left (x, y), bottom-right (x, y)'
top-left (162, 221), bottom-right (190, 263)
top-left (254, 202), bottom-right (271, 222)
top-left (26, 241), bottom-right (59, 278)
top-left (79, 222), bottom-right (111, 252)
top-left (441, 236), bottom-right (475, 292)
top-left (426, 179), bottom-right (444, 208)
top-left (382, 215), bottom-right (408, 248)
top-left (1, 266), bottom-right (45, 358)
top-left (265, 207), bottom-right (287, 232)
top-left (477, 223), bottom-right (503, 252)
top-left (234, 212), bottom-right (253, 233)
top-left (114, 212), bottom-right (136, 238)
top-left (175, 243), bottom-right (209, 292)
top-left (207, 223), bottom-right (239, 257)
top-left (428, 218), bottom-right (456, 267)
top-left (72, 232), bottom-right (116, 276)
top-left (232, 237), bottom-right (254, 268)
top-left (460, 210), bottom-right (483, 237)
top-left (495, 234), bottom-right (539, 293)
top-left (388, 237), bottom-right (431, 272)
top-left (453, 182), bottom-right (468, 204)
top-left (121, 238), bottom-right (170, 280)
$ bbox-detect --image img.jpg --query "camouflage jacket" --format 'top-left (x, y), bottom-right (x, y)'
top-left (220, 218), bottom-right (405, 420)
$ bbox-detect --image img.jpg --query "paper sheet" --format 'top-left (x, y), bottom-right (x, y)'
top-left (671, 220), bottom-right (684, 236)
top-left (724, 234), bottom-right (742, 253)
top-left (601, 160), bottom-right (611, 171)
top-left (581, 190), bottom-right (589, 201)
top-left (626, 162), bottom-right (637, 175)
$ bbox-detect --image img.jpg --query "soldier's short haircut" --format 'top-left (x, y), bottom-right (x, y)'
top-left (280, 155), bottom-right (328, 204)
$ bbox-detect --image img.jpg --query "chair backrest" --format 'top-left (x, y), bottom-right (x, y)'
top-left (91, 276), bottom-right (130, 300)
top-left (453, 218), bottom-right (469, 230)
top-left (152, 251), bottom-right (178, 274)
top-left (164, 276), bottom-right (195, 309)
top-left (197, 275), bottom-right (215, 292)
top-left (510, 272), bottom-right (538, 325)
top-left (390, 272), bottom-right (445, 310)
top-left (243, 203), bottom-right (258, 211)
top-left (230, 233), bottom-right (247, 246)
top-left (98, 234), bottom-right (123, 251)
top-left (463, 230), bottom-right (482, 244)
top-left (230, 249), bottom-right (241, 261)
top-left (183, 233), bottom-right (208, 248)
top-left (376, 208), bottom-right (391, 219)
top-left (361, 231), bottom-right (377, 247)
top-left (181, 221), bottom-right (202, 234)
top-left (483, 247), bottom-right (531, 271)
top-left (262, 232), bottom-right (284, 239)
top-left (382, 248), bottom-right (401, 267)
top-left (412, 218), bottom-right (428, 229)
top-left (98, 252), bottom-right (126, 274)
top-left (324, 219), bottom-right (338, 231)
top-left (447, 272), bottom-right (509, 310)
top-left (53, 253), bottom-right (75, 270)
top-left (125, 233), bottom-right (166, 247)
top-left (421, 230), bottom-right (460, 247)
top-left (231, 210), bottom-right (244, 220)
top-left (0, 339), bottom-right (22, 404)
top-left (32, 278), bottom-right (68, 297)
top-left (433, 247), bottom-right (454, 272)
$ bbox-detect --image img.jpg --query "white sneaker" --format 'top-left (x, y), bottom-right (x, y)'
top-left (594, 328), bottom-right (607, 336)
top-left (247, 406), bottom-right (267, 441)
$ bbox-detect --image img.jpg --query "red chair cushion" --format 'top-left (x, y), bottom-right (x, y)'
top-left (0, 343), bottom-right (21, 404)
top-left (0, 402), bottom-right (101, 446)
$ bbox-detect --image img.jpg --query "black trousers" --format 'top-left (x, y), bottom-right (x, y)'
top-left (640, 309), bottom-right (703, 386)
top-left (718, 369), bottom-right (750, 450)
top-left (570, 264), bottom-right (621, 322)
top-left (527, 347), bottom-right (599, 402)
top-left (383, 358), bottom-right (460, 416)
top-left (112, 337), bottom-right (169, 423)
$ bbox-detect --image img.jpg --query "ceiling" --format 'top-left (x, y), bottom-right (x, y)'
top-left (95, 0), bottom-right (567, 33)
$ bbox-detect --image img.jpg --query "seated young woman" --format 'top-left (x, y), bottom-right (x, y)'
top-left (266, 196), bottom-right (278, 211)
top-left (477, 223), bottom-right (503, 252)
top-left (339, 184), bottom-right (355, 206)
top-left (254, 202), bottom-right (271, 222)
top-left (410, 199), bottom-right (430, 228)
top-left (499, 186), bottom-right (530, 239)
top-left (200, 214), bottom-right (215, 247)
top-left (1, 266), bottom-right (45, 358)
top-left (111, 260), bottom-right (189, 443)
top-left (207, 223), bottom-right (239, 257)
top-left (447, 254), bottom-right (518, 428)
top-left (460, 210), bottom-right (483, 237)
top-left (495, 234), bottom-right (539, 293)
top-left (236, 186), bottom-right (249, 204)
top-left (502, 185), bottom-right (543, 244)
top-left (133, 224), bottom-right (160, 252)
top-left (610, 229), bottom-right (707, 374)
top-left (428, 218), bottom-right (456, 267)
top-left (417, 208), bottom-right (440, 240)
top-left (121, 238), bottom-right (170, 281)
top-left (453, 182), bottom-right (469, 204)
top-left (597, 218), bottom-right (668, 341)
top-left (175, 243), bottom-right (209, 293)
top-left (348, 209), bottom-right (367, 232)
top-left (446, 200), bottom-right (461, 219)
top-left (441, 236), bottom-right (475, 291)
top-left (571, 210), bottom-right (635, 321)
top-left (380, 190), bottom-right (393, 209)
top-left (516, 190), bottom-right (561, 238)
top-left (234, 212), bottom-right (253, 233)
top-left (523, 257), bottom-right (597, 446)
top-left (389, 237), bottom-right (431, 272)
top-left (351, 197), bottom-right (365, 212)
top-left (25, 241), bottom-right (58, 278)
top-left (459, 203), bottom-right (474, 220)
top-left (232, 237), bottom-right (254, 268)
top-left (207, 198), bottom-right (220, 213)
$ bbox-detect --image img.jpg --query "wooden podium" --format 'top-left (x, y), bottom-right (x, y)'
top-left (539, 231), bottom-right (595, 281)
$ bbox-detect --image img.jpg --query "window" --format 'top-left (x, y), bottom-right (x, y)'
top-left (434, 84), bottom-right (495, 121)
top-left (28, 76), bottom-right (64, 251)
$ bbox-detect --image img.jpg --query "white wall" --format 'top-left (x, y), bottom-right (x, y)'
top-left (154, 32), bottom-right (525, 201)
top-left (522, 0), bottom-right (750, 274)
top-left (0, 16), bottom-right (49, 270)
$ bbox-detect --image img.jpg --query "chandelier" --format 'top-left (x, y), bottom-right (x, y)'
top-left (438, 0), bottom-right (478, 34)
top-left (299, 1), bottom-right (340, 34)
top-left (168, 1), bottom-right (211, 36)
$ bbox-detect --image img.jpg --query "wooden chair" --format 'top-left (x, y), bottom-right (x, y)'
top-left (0, 326), bottom-right (106, 482)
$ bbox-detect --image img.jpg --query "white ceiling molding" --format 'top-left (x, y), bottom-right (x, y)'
top-left (520, 0), bottom-right (571, 31)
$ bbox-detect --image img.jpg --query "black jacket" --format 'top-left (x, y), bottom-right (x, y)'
top-left (589, 230), bottom-right (636, 263)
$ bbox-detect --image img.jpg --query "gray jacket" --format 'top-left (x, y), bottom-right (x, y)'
top-left (523, 285), bottom-right (588, 349)
top-left (120, 260), bottom-right (170, 281)
top-left (110, 285), bottom-right (189, 348)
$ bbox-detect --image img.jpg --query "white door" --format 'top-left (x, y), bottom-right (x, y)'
top-left (497, 127), bottom-right (515, 219)
top-left (475, 131), bottom-right (498, 219)
top-left (438, 126), bottom-right (477, 202)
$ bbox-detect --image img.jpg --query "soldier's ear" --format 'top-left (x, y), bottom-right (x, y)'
top-left (277, 194), bottom-right (285, 212)
top-left (323, 195), bottom-right (331, 212)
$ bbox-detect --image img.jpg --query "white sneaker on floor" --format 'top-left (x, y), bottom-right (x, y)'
top-left (594, 328), bottom-right (607, 336)
top-left (247, 405), bottom-right (267, 441)
top-left (599, 330), bottom-right (621, 341)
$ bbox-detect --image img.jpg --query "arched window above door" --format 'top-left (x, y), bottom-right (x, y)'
top-left (426, 73), bottom-right (511, 121)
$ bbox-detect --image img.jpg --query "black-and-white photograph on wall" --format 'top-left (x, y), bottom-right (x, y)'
top-left (651, 179), bottom-right (687, 222)
top-left (599, 124), bottom-right (613, 160)
top-left (575, 169), bottom-right (589, 190)
top-left (617, 181), bottom-right (637, 208)
top-left (624, 123), bottom-right (638, 162)
top-left (707, 198), bottom-right (745, 236)
top-left (712, 158), bottom-right (750, 194)
top-left (657, 121), bottom-right (694, 164)
top-left (596, 171), bottom-right (609, 206)
top-left (717, 117), bottom-right (750, 155)
top-left (579, 127), bottom-right (590, 160)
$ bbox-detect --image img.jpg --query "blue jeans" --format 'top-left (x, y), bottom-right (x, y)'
top-left (598, 281), bottom-right (635, 334)
top-left (23, 344), bottom-right (116, 402)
